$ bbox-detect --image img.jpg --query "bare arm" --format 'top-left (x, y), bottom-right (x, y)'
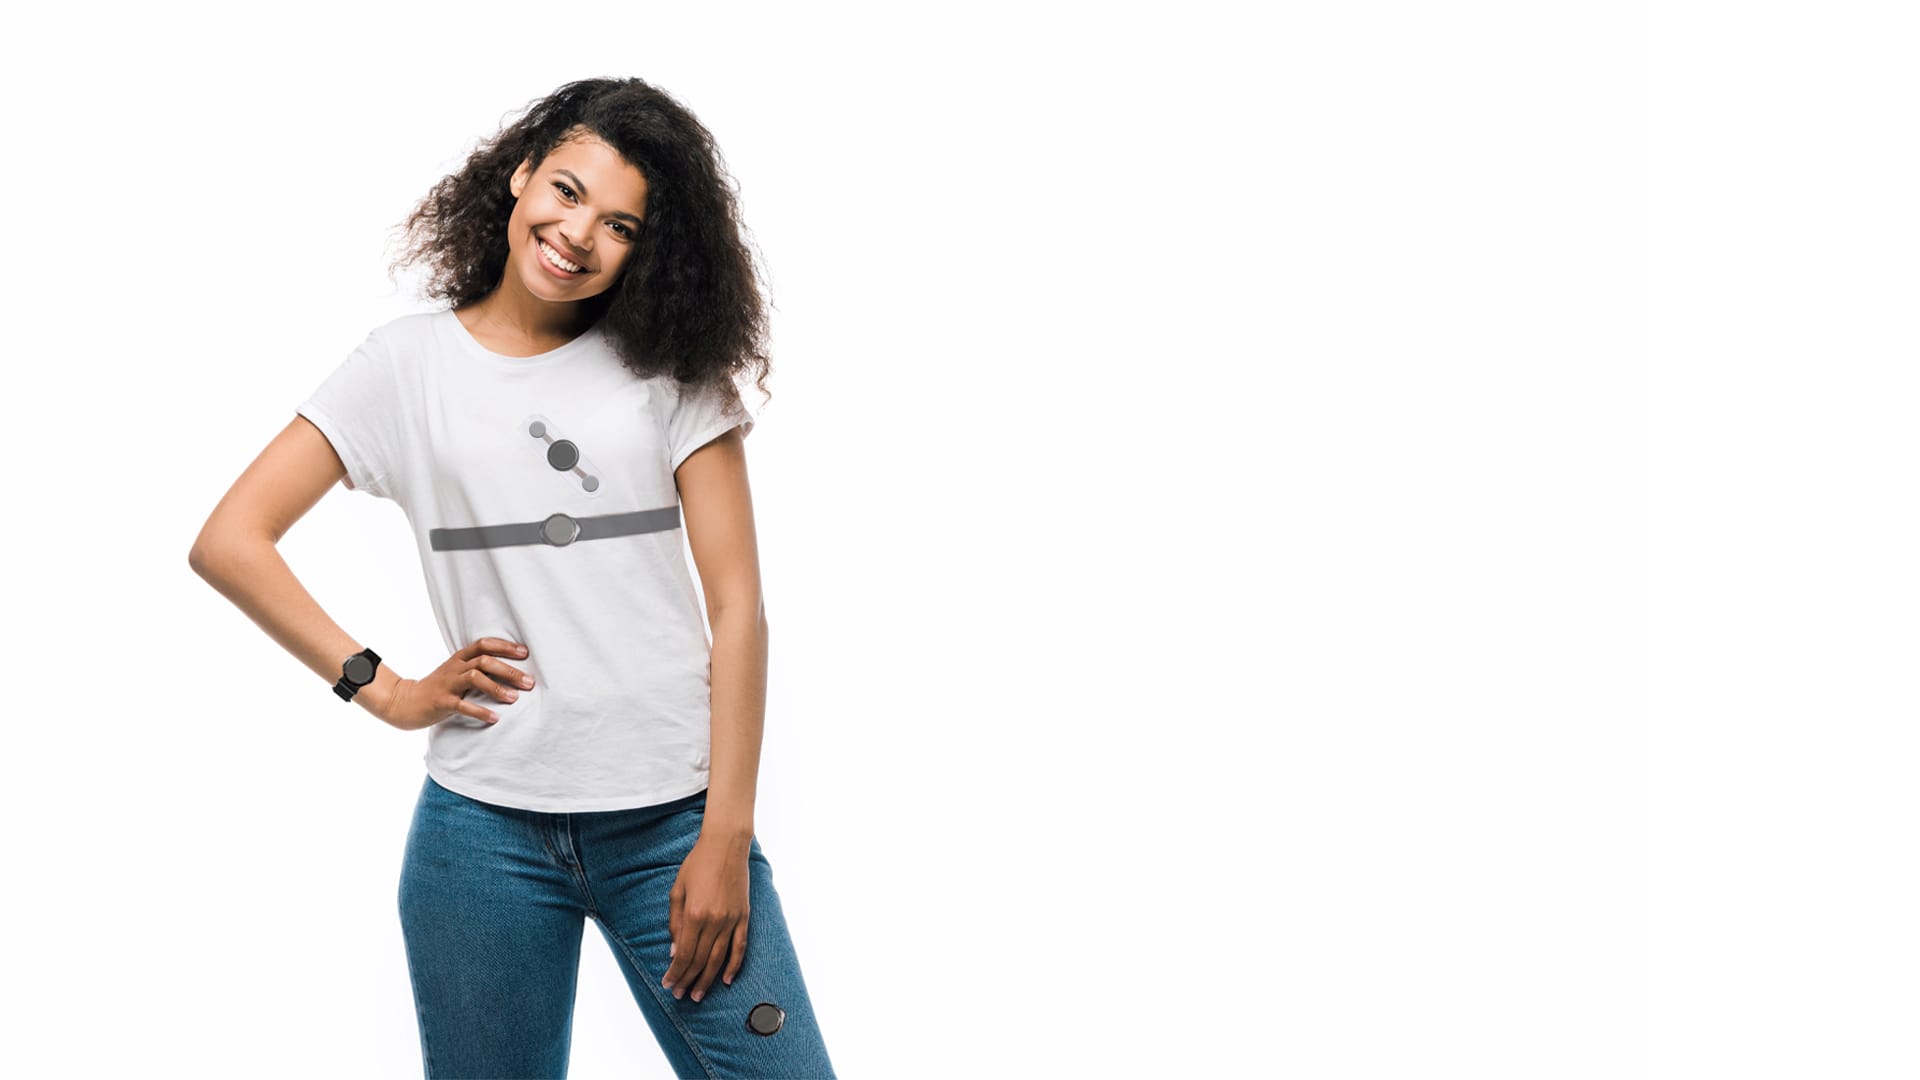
top-left (187, 414), bottom-right (405, 719)
top-left (676, 424), bottom-right (766, 845)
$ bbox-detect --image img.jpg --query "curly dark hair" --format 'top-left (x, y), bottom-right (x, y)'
top-left (387, 76), bottom-right (770, 409)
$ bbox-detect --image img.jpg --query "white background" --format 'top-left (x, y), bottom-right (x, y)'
top-left (2, 1), bottom-right (1909, 1076)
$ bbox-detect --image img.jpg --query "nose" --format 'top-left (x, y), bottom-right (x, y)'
top-left (557, 218), bottom-right (591, 262)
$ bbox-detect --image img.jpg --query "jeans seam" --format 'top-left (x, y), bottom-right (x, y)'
top-left (573, 864), bottom-right (602, 920)
top-left (558, 815), bottom-right (602, 918)
top-left (603, 927), bottom-right (720, 1078)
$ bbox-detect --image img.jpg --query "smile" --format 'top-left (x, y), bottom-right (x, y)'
top-left (537, 237), bottom-right (588, 276)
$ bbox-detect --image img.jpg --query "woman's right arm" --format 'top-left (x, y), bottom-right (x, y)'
top-left (190, 415), bottom-right (535, 729)
top-left (187, 414), bottom-right (408, 723)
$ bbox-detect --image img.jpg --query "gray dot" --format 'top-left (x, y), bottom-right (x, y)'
top-left (583, 475), bottom-right (599, 492)
top-left (746, 1002), bottom-right (784, 1036)
top-left (547, 439), bottom-right (580, 470)
top-left (541, 514), bottom-right (579, 546)
top-left (528, 420), bottom-right (547, 437)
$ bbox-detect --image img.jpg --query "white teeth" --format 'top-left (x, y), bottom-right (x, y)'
top-left (539, 239), bottom-right (584, 273)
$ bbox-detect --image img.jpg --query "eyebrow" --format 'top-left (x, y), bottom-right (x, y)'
top-left (553, 168), bottom-right (645, 225)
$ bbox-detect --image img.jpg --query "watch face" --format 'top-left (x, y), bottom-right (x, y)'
top-left (343, 655), bottom-right (375, 684)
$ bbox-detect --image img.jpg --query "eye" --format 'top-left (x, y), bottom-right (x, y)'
top-left (553, 181), bottom-right (577, 201)
top-left (611, 222), bottom-right (634, 238)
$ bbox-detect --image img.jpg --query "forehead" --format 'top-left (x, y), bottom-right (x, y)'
top-left (544, 138), bottom-right (647, 193)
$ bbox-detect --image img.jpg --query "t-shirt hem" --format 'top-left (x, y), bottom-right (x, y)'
top-left (296, 400), bottom-right (384, 496)
top-left (423, 758), bottom-right (710, 813)
top-left (671, 415), bottom-right (753, 474)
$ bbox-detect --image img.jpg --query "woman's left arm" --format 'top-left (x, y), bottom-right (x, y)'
top-left (661, 425), bottom-right (765, 1003)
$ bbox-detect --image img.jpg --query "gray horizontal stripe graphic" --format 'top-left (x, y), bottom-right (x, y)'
top-left (430, 505), bottom-right (681, 551)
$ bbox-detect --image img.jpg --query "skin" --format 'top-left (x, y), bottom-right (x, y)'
top-left (664, 425), bottom-right (766, 1004)
top-left (454, 131), bottom-right (649, 351)
top-left (190, 129), bottom-right (768, 1006)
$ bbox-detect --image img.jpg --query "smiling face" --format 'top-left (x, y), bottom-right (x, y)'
top-left (503, 131), bottom-right (650, 304)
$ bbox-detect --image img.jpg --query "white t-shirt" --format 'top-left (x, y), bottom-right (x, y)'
top-left (296, 309), bottom-right (754, 811)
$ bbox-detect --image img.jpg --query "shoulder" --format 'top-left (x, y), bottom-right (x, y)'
top-left (372, 310), bottom-right (442, 344)
top-left (356, 311), bottom-right (445, 367)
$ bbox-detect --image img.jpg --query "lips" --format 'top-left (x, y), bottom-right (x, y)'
top-left (537, 235), bottom-right (589, 275)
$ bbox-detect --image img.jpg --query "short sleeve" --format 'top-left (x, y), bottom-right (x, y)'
top-left (296, 330), bottom-right (404, 501)
top-left (666, 377), bottom-right (755, 473)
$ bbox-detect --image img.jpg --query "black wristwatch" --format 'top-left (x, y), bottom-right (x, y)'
top-left (334, 647), bottom-right (382, 702)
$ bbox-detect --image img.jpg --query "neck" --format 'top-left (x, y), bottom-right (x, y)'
top-left (464, 283), bottom-right (602, 349)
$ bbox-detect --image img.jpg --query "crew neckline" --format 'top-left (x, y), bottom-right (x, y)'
top-left (443, 307), bottom-right (602, 364)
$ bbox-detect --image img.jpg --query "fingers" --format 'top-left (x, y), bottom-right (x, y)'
top-left (662, 907), bottom-right (750, 1002)
top-left (664, 921), bottom-right (724, 1001)
top-left (663, 925), bottom-right (702, 996)
top-left (439, 643), bottom-right (533, 727)
top-left (722, 917), bottom-right (748, 987)
top-left (659, 880), bottom-right (706, 1000)
top-left (472, 642), bottom-right (533, 700)
top-left (663, 882), bottom-right (685, 985)
top-left (479, 656), bottom-right (535, 691)
top-left (463, 666), bottom-right (521, 703)
top-left (481, 637), bottom-right (530, 656)
top-left (443, 683), bottom-right (500, 725)
top-left (688, 930), bottom-right (731, 1002)
top-left (462, 637), bottom-right (530, 662)
top-left (383, 641), bottom-right (529, 730)
top-left (441, 669), bottom-right (519, 726)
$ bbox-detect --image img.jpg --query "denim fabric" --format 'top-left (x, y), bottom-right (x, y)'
top-left (397, 772), bottom-right (837, 1078)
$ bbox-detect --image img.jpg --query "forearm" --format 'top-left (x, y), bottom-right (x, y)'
top-left (703, 609), bottom-right (768, 843)
top-left (187, 535), bottom-right (403, 719)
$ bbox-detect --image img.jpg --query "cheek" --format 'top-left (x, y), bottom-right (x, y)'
top-left (504, 206), bottom-right (531, 248)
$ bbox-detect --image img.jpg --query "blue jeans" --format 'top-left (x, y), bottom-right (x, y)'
top-left (397, 773), bottom-right (838, 1078)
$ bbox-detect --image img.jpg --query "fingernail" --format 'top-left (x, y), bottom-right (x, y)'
top-left (693, 991), bottom-right (703, 1002)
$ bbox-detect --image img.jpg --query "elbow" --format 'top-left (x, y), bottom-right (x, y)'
top-left (710, 598), bottom-right (769, 635)
top-left (188, 523), bottom-right (228, 578)
top-left (188, 540), bottom-right (213, 579)
top-left (188, 544), bottom-right (226, 584)
top-left (189, 528), bottom-right (254, 581)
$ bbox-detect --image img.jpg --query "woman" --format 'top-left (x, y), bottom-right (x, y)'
top-left (188, 77), bottom-right (837, 1078)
